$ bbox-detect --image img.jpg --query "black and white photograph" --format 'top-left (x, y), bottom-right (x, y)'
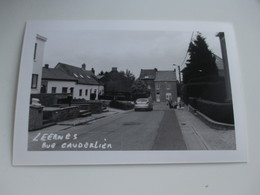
top-left (13, 21), bottom-right (247, 165)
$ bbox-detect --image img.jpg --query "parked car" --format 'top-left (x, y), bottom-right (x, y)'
top-left (134, 98), bottom-right (153, 111)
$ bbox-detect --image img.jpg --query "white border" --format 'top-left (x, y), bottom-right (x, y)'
top-left (13, 21), bottom-right (247, 165)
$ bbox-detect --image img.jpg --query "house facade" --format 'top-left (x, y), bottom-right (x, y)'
top-left (138, 69), bottom-right (157, 101)
top-left (31, 34), bottom-right (47, 94)
top-left (139, 69), bottom-right (177, 103)
top-left (41, 63), bottom-right (103, 100)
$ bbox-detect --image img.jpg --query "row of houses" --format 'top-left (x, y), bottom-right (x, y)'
top-left (41, 63), bottom-right (104, 100)
top-left (31, 34), bottom-right (178, 104)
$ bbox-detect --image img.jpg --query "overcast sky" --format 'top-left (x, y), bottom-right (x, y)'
top-left (42, 29), bottom-right (222, 78)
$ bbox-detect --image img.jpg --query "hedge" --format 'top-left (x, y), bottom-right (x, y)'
top-left (182, 81), bottom-right (227, 104)
top-left (196, 99), bottom-right (234, 124)
top-left (109, 100), bottom-right (134, 110)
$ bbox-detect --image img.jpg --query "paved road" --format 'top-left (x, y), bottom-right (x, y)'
top-left (28, 103), bottom-right (187, 151)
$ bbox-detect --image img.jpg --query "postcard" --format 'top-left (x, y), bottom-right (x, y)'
top-left (13, 20), bottom-right (247, 165)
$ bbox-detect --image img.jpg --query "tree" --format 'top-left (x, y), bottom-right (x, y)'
top-left (125, 69), bottom-right (135, 90)
top-left (98, 70), bottom-right (104, 75)
top-left (125, 69), bottom-right (135, 81)
top-left (131, 79), bottom-right (150, 99)
top-left (182, 33), bottom-right (218, 84)
top-left (100, 68), bottom-right (136, 99)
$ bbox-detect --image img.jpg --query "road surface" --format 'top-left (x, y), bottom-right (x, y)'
top-left (28, 103), bottom-right (187, 151)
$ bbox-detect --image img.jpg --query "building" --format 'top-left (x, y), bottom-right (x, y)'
top-left (41, 63), bottom-right (104, 100)
top-left (154, 71), bottom-right (177, 102)
top-left (139, 69), bottom-right (177, 102)
top-left (31, 34), bottom-right (47, 94)
top-left (139, 69), bottom-right (157, 101)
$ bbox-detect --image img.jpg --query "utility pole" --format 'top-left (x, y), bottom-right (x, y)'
top-left (216, 32), bottom-right (232, 102)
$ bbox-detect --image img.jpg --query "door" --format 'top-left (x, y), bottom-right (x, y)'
top-left (156, 92), bottom-right (160, 102)
top-left (166, 93), bottom-right (172, 101)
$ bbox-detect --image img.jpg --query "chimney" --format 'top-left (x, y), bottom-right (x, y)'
top-left (112, 67), bottom-right (117, 72)
top-left (44, 64), bottom-right (49, 69)
top-left (91, 68), bottom-right (95, 75)
top-left (82, 63), bottom-right (86, 70)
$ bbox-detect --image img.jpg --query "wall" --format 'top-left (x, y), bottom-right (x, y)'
top-left (74, 84), bottom-right (99, 100)
top-left (46, 80), bottom-right (76, 94)
top-left (0, 1), bottom-right (260, 195)
top-left (31, 35), bottom-right (47, 94)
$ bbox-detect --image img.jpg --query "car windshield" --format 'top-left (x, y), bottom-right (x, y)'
top-left (136, 99), bottom-right (148, 103)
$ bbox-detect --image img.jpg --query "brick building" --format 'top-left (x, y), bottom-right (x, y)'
top-left (139, 69), bottom-right (177, 102)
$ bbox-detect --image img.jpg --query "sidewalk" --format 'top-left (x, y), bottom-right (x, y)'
top-left (174, 106), bottom-right (236, 150)
top-left (57, 107), bottom-right (130, 126)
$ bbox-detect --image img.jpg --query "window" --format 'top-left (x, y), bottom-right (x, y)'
top-left (33, 43), bottom-right (37, 61)
top-left (62, 87), bottom-right (68, 94)
top-left (31, 74), bottom-right (38, 89)
top-left (79, 89), bottom-right (82, 96)
top-left (70, 87), bottom-right (74, 94)
top-left (85, 89), bottom-right (88, 96)
top-left (94, 89), bottom-right (97, 95)
top-left (51, 87), bottom-right (56, 94)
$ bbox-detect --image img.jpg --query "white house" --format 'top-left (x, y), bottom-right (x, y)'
top-left (41, 63), bottom-right (103, 100)
top-left (31, 34), bottom-right (47, 94)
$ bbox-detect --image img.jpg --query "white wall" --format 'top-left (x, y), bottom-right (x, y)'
top-left (47, 81), bottom-right (100, 100)
top-left (0, 1), bottom-right (260, 195)
top-left (74, 84), bottom-right (99, 100)
top-left (31, 35), bottom-right (47, 94)
top-left (47, 80), bottom-right (76, 93)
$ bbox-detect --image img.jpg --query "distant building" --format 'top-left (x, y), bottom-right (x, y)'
top-left (31, 34), bottom-right (47, 94)
top-left (139, 69), bottom-right (157, 101)
top-left (139, 69), bottom-right (177, 102)
top-left (154, 71), bottom-right (177, 102)
top-left (41, 63), bottom-right (104, 100)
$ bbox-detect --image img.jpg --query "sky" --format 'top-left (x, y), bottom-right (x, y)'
top-left (42, 29), bottom-right (222, 78)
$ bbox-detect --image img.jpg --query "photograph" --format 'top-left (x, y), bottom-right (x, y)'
top-left (13, 21), bottom-right (246, 165)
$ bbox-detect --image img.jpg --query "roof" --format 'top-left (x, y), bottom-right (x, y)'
top-left (55, 63), bottom-right (100, 85)
top-left (154, 71), bottom-right (177, 82)
top-left (139, 69), bottom-right (157, 80)
top-left (42, 67), bottom-right (76, 81)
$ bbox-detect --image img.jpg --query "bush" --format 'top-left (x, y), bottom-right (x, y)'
top-left (182, 81), bottom-right (227, 104)
top-left (90, 93), bottom-right (96, 100)
top-left (109, 100), bottom-right (134, 110)
top-left (188, 97), bottom-right (198, 109)
top-left (196, 99), bottom-right (234, 124)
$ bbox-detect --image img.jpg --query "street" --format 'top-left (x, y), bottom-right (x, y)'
top-left (28, 102), bottom-right (187, 151)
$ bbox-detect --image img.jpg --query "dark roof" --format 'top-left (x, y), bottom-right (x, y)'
top-left (42, 67), bottom-right (76, 81)
top-left (154, 71), bottom-right (176, 82)
top-left (55, 63), bottom-right (100, 85)
top-left (139, 69), bottom-right (157, 80)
